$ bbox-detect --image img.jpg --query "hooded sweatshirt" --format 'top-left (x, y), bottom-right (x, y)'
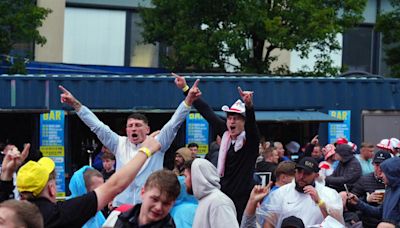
top-left (170, 176), bottom-right (198, 228)
top-left (326, 144), bottom-right (362, 192)
top-left (68, 166), bottom-right (105, 228)
top-left (380, 157), bottom-right (400, 225)
top-left (356, 157), bottom-right (400, 226)
top-left (191, 159), bottom-right (239, 228)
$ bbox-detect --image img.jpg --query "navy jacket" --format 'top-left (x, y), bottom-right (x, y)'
top-left (326, 144), bottom-right (362, 192)
top-left (357, 157), bottom-right (400, 226)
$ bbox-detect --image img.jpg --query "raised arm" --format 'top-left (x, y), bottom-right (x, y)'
top-left (238, 86), bottom-right (260, 149)
top-left (155, 79), bottom-right (201, 152)
top-left (241, 183), bottom-right (272, 228)
top-left (59, 85), bottom-right (119, 153)
top-left (173, 73), bottom-right (226, 135)
top-left (303, 135), bottom-right (318, 158)
top-left (0, 144), bottom-right (30, 202)
top-left (94, 131), bottom-right (161, 210)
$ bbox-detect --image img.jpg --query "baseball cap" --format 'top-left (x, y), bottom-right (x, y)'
top-left (373, 150), bottom-right (392, 164)
top-left (336, 137), bottom-right (348, 145)
top-left (175, 147), bottom-right (192, 161)
top-left (296, 157), bottom-right (319, 173)
top-left (281, 216), bottom-right (305, 228)
top-left (221, 99), bottom-right (246, 117)
top-left (17, 157), bottom-right (55, 197)
top-left (286, 141), bottom-right (300, 154)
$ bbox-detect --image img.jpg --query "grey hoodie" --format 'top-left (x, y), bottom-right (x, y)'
top-left (191, 159), bottom-right (239, 228)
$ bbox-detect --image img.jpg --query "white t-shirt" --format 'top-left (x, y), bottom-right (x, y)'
top-left (263, 180), bottom-right (343, 227)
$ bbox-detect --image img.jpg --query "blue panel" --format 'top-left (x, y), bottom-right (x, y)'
top-left (0, 77), bottom-right (11, 108)
top-left (216, 111), bottom-right (342, 122)
top-left (14, 76), bottom-right (48, 109)
top-left (2, 74), bottom-right (400, 147)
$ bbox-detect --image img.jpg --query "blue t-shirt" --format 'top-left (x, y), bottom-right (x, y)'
top-left (355, 154), bottom-right (374, 175)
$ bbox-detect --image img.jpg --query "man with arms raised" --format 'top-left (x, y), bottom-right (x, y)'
top-left (174, 73), bottom-right (259, 222)
top-left (59, 81), bottom-right (201, 206)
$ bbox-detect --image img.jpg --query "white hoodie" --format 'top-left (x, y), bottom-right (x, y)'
top-left (191, 159), bottom-right (239, 228)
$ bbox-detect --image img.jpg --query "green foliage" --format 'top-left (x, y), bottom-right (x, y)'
top-left (0, 0), bottom-right (51, 73)
top-left (376, 0), bottom-right (400, 77)
top-left (140, 0), bottom-right (366, 75)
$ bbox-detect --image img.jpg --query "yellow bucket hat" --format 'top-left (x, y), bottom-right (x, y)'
top-left (17, 157), bottom-right (55, 197)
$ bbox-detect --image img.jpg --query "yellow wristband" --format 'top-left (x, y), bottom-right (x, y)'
top-left (139, 147), bottom-right (152, 158)
top-left (182, 85), bottom-right (189, 92)
top-left (317, 199), bottom-right (324, 207)
top-left (183, 101), bottom-right (191, 108)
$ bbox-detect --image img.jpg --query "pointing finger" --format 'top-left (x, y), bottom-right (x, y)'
top-left (58, 85), bottom-right (69, 94)
top-left (20, 143), bottom-right (30, 161)
top-left (171, 72), bottom-right (181, 78)
top-left (192, 79), bottom-right (200, 88)
top-left (237, 86), bottom-right (244, 96)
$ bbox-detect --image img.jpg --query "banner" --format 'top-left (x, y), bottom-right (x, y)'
top-left (40, 110), bottom-right (66, 197)
top-left (186, 113), bottom-right (209, 155)
top-left (328, 110), bottom-right (351, 143)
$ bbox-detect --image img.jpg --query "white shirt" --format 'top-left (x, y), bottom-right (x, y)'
top-left (77, 101), bottom-right (190, 206)
top-left (263, 180), bottom-right (343, 227)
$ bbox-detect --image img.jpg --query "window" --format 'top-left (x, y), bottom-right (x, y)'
top-left (63, 7), bottom-right (126, 66)
top-left (342, 26), bottom-right (374, 73)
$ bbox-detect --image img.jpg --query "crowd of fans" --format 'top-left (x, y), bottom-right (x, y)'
top-left (0, 73), bottom-right (400, 228)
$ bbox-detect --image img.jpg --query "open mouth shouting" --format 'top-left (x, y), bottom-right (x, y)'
top-left (131, 133), bottom-right (139, 140)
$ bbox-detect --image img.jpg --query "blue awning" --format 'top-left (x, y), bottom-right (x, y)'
top-left (216, 111), bottom-right (342, 122)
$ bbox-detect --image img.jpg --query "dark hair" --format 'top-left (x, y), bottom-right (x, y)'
top-left (0, 199), bottom-right (44, 228)
top-left (0, 142), bottom-right (5, 152)
top-left (144, 169), bottom-right (180, 201)
top-left (187, 143), bottom-right (199, 148)
top-left (83, 168), bottom-right (103, 191)
top-left (101, 152), bottom-right (115, 161)
top-left (226, 112), bottom-right (245, 120)
top-left (127, 113), bottom-right (149, 125)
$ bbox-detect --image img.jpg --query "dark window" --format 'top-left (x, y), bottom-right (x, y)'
top-left (342, 26), bottom-right (374, 73)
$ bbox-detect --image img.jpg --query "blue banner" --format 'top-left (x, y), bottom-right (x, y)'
top-left (328, 110), bottom-right (351, 144)
top-left (186, 113), bottom-right (209, 155)
top-left (40, 110), bottom-right (66, 197)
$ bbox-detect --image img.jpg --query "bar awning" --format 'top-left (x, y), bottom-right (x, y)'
top-left (216, 111), bottom-right (343, 122)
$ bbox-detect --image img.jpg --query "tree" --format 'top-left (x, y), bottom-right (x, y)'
top-left (376, 0), bottom-right (400, 77)
top-left (140, 0), bottom-right (366, 75)
top-left (0, 0), bottom-right (51, 73)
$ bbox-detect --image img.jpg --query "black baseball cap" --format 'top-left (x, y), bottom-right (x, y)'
top-left (373, 150), bottom-right (392, 164)
top-left (281, 216), bottom-right (305, 228)
top-left (296, 157), bottom-right (319, 173)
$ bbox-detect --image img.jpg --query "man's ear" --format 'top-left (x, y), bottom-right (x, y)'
top-left (48, 181), bottom-right (57, 198)
top-left (140, 186), bottom-right (145, 196)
